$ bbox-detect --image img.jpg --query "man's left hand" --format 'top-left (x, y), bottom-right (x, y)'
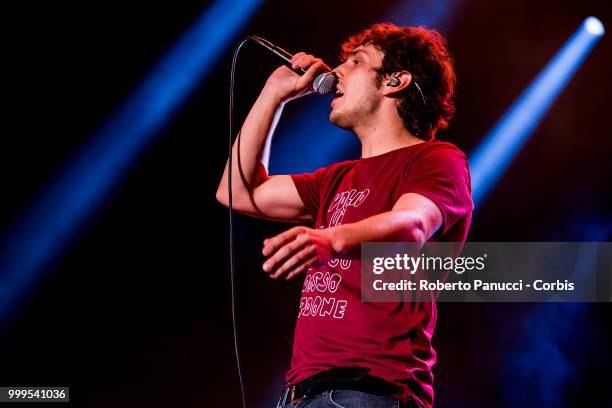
top-left (262, 226), bottom-right (337, 280)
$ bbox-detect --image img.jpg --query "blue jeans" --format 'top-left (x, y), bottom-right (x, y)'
top-left (277, 389), bottom-right (401, 408)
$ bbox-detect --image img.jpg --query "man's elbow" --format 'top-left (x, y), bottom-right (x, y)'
top-left (215, 187), bottom-right (253, 213)
top-left (403, 217), bottom-right (427, 245)
top-left (216, 186), bottom-right (229, 208)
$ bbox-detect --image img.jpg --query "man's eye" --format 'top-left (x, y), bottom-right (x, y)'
top-left (352, 59), bottom-right (360, 65)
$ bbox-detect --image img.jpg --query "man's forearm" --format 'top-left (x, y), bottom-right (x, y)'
top-left (329, 210), bottom-right (426, 254)
top-left (216, 87), bottom-right (284, 203)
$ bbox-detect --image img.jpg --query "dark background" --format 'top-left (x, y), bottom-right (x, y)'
top-left (1, 0), bottom-right (611, 407)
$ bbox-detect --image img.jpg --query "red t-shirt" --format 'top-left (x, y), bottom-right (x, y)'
top-left (287, 140), bottom-right (473, 407)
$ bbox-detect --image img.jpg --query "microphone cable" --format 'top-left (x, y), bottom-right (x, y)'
top-left (225, 36), bottom-right (334, 408)
top-left (227, 37), bottom-right (250, 408)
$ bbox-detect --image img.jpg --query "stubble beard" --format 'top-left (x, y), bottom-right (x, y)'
top-left (330, 88), bottom-right (380, 131)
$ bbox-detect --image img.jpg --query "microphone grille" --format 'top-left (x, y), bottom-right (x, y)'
top-left (313, 72), bottom-right (337, 95)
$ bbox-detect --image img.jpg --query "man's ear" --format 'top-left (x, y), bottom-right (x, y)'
top-left (382, 71), bottom-right (412, 96)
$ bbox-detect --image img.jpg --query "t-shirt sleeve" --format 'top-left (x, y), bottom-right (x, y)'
top-left (291, 169), bottom-right (322, 221)
top-left (400, 144), bottom-right (474, 237)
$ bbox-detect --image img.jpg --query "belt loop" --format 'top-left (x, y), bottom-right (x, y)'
top-left (276, 386), bottom-right (290, 408)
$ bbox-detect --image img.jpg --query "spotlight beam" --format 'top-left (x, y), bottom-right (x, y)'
top-left (469, 17), bottom-right (604, 207)
top-left (0, 0), bottom-right (264, 323)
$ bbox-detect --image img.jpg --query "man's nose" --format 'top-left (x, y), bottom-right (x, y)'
top-left (331, 64), bottom-right (344, 78)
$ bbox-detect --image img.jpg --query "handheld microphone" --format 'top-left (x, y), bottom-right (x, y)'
top-left (248, 35), bottom-right (337, 95)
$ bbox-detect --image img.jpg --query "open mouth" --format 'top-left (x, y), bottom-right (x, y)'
top-left (331, 86), bottom-right (344, 107)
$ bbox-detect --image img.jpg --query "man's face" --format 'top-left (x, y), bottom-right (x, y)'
top-left (329, 44), bottom-right (385, 130)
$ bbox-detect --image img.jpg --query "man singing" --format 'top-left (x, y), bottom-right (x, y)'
top-left (217, 23), bottom-right (473, 408)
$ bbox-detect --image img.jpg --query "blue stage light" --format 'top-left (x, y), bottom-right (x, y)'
top-left (0, 0), bottom-right (263, 323)
top-left (585, 16), bottom-right (605, 36)
top-left (469, 17), bottom-right (605, 207)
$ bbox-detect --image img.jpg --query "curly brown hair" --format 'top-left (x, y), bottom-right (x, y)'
top-left (340, 23), bottom-right (456, 140)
